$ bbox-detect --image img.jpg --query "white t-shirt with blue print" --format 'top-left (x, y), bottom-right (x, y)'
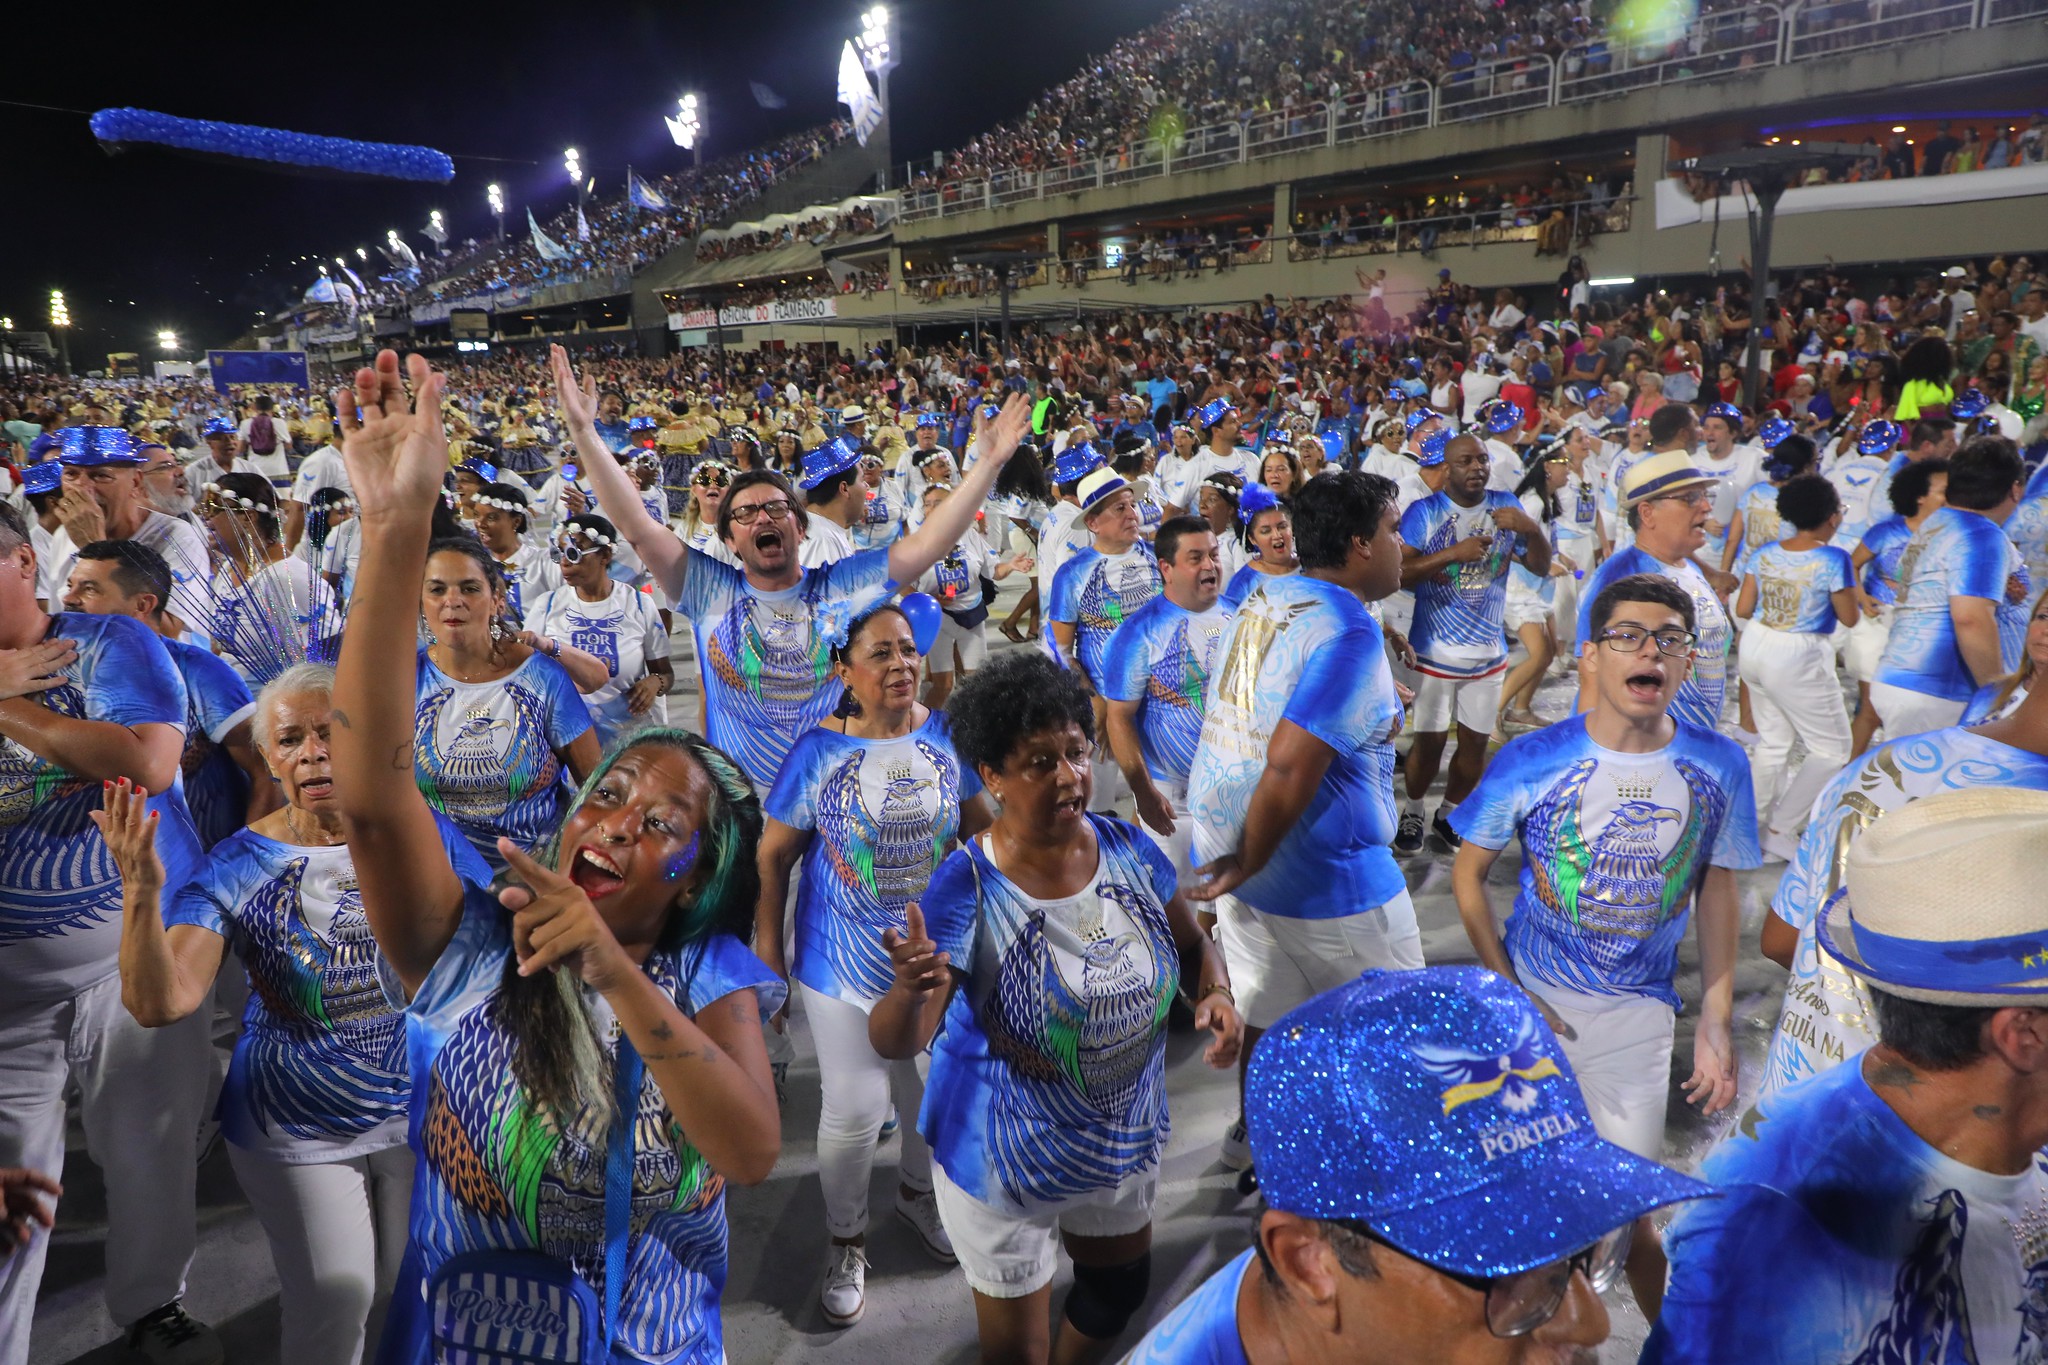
top-left (1399, 488), bottom-right (1525, 673)
top-left (1746, 542), bottom-right (1854, 634)
top-left (919, 816), bottom-right (1179, 1215)
top-left (765, 711), bottom-right (981, 1010)
top-left (1451, 715), bottom-right (1759, 1008)
top-left (1187, 574), bottom-right (1407, 920)
top-left (1876, 506), bottom-right (2031, 703)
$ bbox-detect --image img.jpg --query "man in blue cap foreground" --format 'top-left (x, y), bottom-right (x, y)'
top-left (1648, 788), bottom-right (2048, 1363)
top-left (1125, 965), bottom-right (1708, 1363)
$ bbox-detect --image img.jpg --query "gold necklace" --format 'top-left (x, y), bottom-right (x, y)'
top-left (284, 804), bottom-right (341, 847)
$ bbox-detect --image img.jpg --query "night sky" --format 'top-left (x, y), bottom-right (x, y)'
top-left (2, 0), bottom-right (1180, 361)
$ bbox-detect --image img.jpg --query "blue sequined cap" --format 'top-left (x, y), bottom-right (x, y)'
top-left (1856, 419), bottom-right (1904, 456)
top-left (1247, 966), bottom-right (1712, 1278)
top-left (1950, 388), bottom-right (1990, 420)
top-left (1404, 407), bottom-right (1440, 434)
top-left (915, 412), bottom-right (943, 429)
top-left (1194, 397), bottom-right (1238, 431)
top-left (1704, 401), bottom-right (1744, 424)
top-left (1481, 400), bottom-right (1525, 436)
top-left (1052, 441), bottom-right (1105, 487)
top-left (627, 415), bottom-right (660, 432)
top-left (55, 426), bottom-right (143, 466)
top-left (798, 436), bottom-right (862, 490)
top-left (202, 417), bottom-right (235, 437)
top-left (90, 108), bottom-right (455, 183)
top-left (22, 461), bottom-right (61, 496)
top-left (1417, 430), bottom-right (1450, 467)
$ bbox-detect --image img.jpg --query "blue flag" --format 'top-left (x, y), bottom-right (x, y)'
top-left (627, 169), bottom-right (668, 212)
top-left (750, 81), bottom-right (787, 109)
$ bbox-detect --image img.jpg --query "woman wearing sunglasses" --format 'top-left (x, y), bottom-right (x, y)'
top-left (522, 514), bottom-right (675, 750)
top-left (679, 460), bottom-right (740, 567)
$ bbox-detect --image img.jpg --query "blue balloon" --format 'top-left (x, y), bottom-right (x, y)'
top-left (899, 592), bottom-right (945, 656)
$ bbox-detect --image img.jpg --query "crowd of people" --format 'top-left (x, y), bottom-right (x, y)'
top-left (693, 202), bottom-right (884, 264)
top-left (7, 236), bottom-right (2048, 1365)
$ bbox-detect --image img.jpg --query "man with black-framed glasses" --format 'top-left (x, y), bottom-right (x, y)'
top-left (1450, 573), bottom-right (1758, 1317)
top-left (1123, 966), bottom-right (1709, 1364)
top-left (1575, 453), bottom-right (1735, 729)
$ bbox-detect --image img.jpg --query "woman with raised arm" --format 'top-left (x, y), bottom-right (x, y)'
top-left (868, 649), bottom-right (1242, 1365)
top-left (548, 343), bottom-right (1029, 799)
top-left (328, 350), bottom-right (783, 1365)
top-left (94, 666), bottom-right (412, 1365)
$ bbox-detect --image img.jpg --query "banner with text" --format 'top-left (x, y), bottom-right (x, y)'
top-left (669, 298), bottom-right (838, 329)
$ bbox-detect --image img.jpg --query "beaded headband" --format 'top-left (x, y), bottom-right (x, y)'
top-left (201, 482), bottom-right (267, 512)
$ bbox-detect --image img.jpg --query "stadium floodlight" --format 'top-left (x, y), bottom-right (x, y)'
top-left (48, 291), bottom-right (69, 327)
top-left (669, 93), bottom-right (702, 161)
top-left (157, 329), bottom-right (178, 350)
top-left (487, 183), bottom-right (507, 241)
top-left (859, 5), bottom-right (892, 71)
top-left (1, 318), bottom-right (12, 332)
top-left (564, 147), bottom-right (582, 183)
top-left (356, 247), bottom-right (368, 261)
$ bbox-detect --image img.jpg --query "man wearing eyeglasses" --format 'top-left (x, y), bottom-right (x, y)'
top-left (1122, 965), bottom-right (1709, 1365)
top-left (1574, 452), bottom-right (1735, 730)
top-left (1451, 573), bottom-right (1758, 1316)
top-left (45, 428), bottom-right (214, 646)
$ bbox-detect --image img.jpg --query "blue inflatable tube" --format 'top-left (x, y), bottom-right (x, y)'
top-left (90, 107), bottom-right (454, 183)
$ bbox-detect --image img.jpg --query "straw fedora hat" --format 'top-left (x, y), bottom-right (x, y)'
top-left (1819, 788), bottom-right (2048, 1008)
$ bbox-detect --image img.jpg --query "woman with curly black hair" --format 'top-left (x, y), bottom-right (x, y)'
top-left (870, 648), bottom-right (1240, 1365)
top-left (1895, 333), bottom-right (1957, 421)
top-left (329, 351), bottom-right (783, 1365)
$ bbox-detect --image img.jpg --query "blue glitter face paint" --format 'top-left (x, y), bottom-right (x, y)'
top-left (664, 831), bottom-right (701, 883)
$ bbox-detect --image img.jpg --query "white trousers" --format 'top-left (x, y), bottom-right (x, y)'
top-left (798, 984), bottom-right (933, 1239)
top-left (1869, 681), bottom-right (1968, 743)
top-left (226, 1142), bottom-right (413, 1365)
top-left (1527, 984), bottom-right (1675, 1160)
top-left (0, 972), bottom-right (211, 1365)
top-left (1738, 624), bottom-right (1852, 840)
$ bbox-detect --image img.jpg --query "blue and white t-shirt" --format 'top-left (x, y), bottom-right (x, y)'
top-left (1646, 1060), bottom-right (2048, 1365)
top-left (210, 556), bottom-right (341, 686)
top-left (1876, 506), bottom-right (2031, 702)
top-left (1759, 727), bottom-right (2048, 1099)
top-left (0, 612), bottom-right (204, 1005)
top-left (522, 581), bottom-right (670, 750)
top-left (1451, 715), bottom-right (1759, 1008)
top-left (1099, 596), bottom-right (1231, 797)
top-left (2006, 493), bottom-right (2048, 604)
top-left (1400, 489), bottom-right (1525, 675)
top-left (920, 816), bottom-right (1179, 1214)
top-left (1047, 542), bottom-right (1164, 684)
top-left (413, 648), bottom-right (594, 870)
top-left (851, 483), bottom-right (908, 552)
top-left (1577, 547), bottom-right (1732, 731)
top-left (389, 858), bottom-right (783, 1365)
top-left (1728, 479), bottom-right (1786, 572)
top-left (1124, 1249), bottom-right (1253, 1365)
top-left (1857, 516), bottom-right (1914, 605)
top-left (163, 634), bottom-right (257, 850)
top-left (674, 546), bottom-right (896, 795)
top-left (1187, 575), bottom-right (1406, 920)
top-left (765, 711), bottom-right (981, 1010)
top-left (1220, 563), bottom-right (1293, 612)
top-left (1746, 542), bottom-right (1853, 634)
top-left (166, 827), bottom-right (426, 1162)
top-left (1825, 452), bottom-right (1890, 549)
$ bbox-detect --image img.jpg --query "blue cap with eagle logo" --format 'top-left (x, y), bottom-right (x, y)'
top-left (1247, 966), bottom-right (1710, 1277)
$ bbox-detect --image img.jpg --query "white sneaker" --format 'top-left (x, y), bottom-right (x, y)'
top-left (125, 1302), bottom-right (224, 1365)
top-left (1220, 1116), bottom-right (1254, 1171)
top-left (820, 1243), bottom-right (869, 1327)
top-left (896, 1188), bottom-right (956, 1263)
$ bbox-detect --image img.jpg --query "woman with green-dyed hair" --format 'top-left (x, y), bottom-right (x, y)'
top-left (753, 602), bottom-right (996, 1328)
top-left (328, 350), bottom-right (782, 1365)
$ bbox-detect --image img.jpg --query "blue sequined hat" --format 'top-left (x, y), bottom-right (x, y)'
top-left (1248, 966), bottom-right (1711, 1279)
top-left (1052, 440), bottom-right (1105, 487)
top-left (1417, 430), bottom-right (1451, 467)
top-left (1481, 400), bottom-right (1525, 436)
top-left (456, 457), bottom-right (498, 482)
top-left (1397, 378), bottom-right (1429, 399)
top-left (56, 426), bottom-right (144, 466)
top-left (798, 436), bottom-right (862, 490)
top-left (1237, 482), bottom-right (1283, 525)
top-left (202, 417), bottom-right (235, 438)
top-left (1856, 418), bottom-right (1904, 456)
top-left (1951, 388), bottom-right (1991, 421)
top-left (22, 461), bottom-right (61, 496)
top-left (26, 433), bottom-right (57, 463)
top-left (915, 412), bottom-right (943, 429)
top-left (1704, 401), bottom-right (1744, 425)
top-left (1756, 416), bottom-right (1796, 450)
top-left (626, 414), bottom-right (660, 433)
top-left (1194, 397), bottom-right (1238, 432)
top-left (1404, 408), bottom-right (1441, 435)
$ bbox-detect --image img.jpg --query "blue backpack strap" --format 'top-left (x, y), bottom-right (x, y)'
top-left (603, 1035), bottom-right (643, 1351)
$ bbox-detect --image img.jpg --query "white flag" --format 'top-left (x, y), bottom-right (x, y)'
top-left (837, 40), bottom-right (884, 147)
top-left (529, 208), bottom-right (570, 262)
top-left (576, 204), bottom-right (591, 242)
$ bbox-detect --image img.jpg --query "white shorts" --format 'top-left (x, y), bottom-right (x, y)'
top-left (1869, 681), bottom-right (1967, 742)
top-left (1505, 586), bottom-right (1550, 632)
top-left (928, 610), bottom-right (990, 675)
top-left (1525, 982), bottom-right (1675, 1160)
top-left (930, 1160), bottom-right (1157, 1298)
top-left (1217, 891), bottom-right (1425, 1031)
top-left (1411, 665), bottom-right (1507, 734)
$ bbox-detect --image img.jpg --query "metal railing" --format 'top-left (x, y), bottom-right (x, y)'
top-left (1283, 197), bottom-right (1634, 262)
top-left (894, 0), bottom-right (2017, 224)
